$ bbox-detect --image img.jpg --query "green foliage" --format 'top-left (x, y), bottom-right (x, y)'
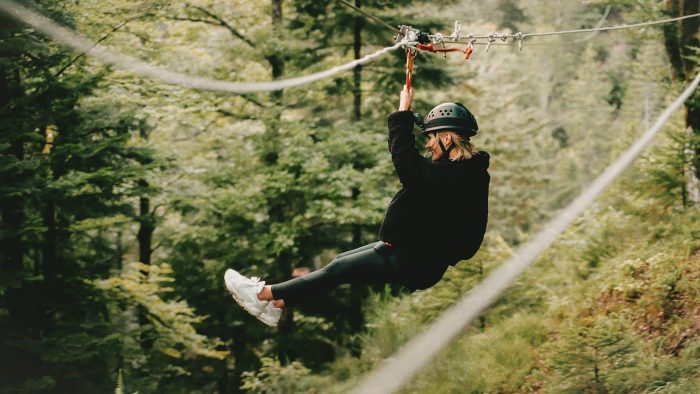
top-left (240, 356), bottom-right (310, 393)
top-left (95, 262), bottom-right (228, 361)
top-left (548, 315), bottom-right (638, 393)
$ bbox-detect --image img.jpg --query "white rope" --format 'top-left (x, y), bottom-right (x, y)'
top-left (351, 70), bottom-right (700, 394)
top-left (0, 0), bottom-right (405, 94)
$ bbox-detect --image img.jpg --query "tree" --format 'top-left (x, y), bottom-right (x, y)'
top-left (0, 2), bottom-right (221, 391)
top-left (661, 0), bottom-right (700, 206)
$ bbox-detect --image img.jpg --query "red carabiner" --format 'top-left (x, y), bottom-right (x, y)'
top-left (416, 42), bottom-right (472, 61)
top-left (464, 46), bottom-right (473, 60)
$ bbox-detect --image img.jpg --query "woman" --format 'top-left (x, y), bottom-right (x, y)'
top-left (225, 85), bottom-right (490, 326)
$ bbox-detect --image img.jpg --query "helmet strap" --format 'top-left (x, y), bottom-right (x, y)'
top-left (437, 135), bottom-right (453, 161)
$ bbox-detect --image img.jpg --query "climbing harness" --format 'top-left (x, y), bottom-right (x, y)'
top-left (415, 43), bottom-right (473, 60)
top-left (397, 24), bottom-right (474, 61)
top-left (396, 24), bottom-right (472, 95)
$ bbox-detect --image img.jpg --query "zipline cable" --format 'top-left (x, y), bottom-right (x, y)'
top-left (2, 0), bottom-right (698, 92)
top-left (523, 11), bottom-right (700, 37)
top-left (440, 11), bottom-right (700, 43)
top-left (0, 0), bottom-right (405, 94)
top-left (565, 5), bottom-right (612, 44)
top-left (351, 70), bottom-right (700, 394)
top-left (337, 0), bottom-right (399, 33)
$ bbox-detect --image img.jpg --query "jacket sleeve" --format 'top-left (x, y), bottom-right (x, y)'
top-left (387, 111), bottom-right (434, 188)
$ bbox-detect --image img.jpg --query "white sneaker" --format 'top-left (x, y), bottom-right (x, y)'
top-left (224, 269), bottom-right (269, 317)
top-left (258, 302), bottom-right (283, 327)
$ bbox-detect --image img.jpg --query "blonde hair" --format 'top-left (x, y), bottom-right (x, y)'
top-left (439, 131), bottom-right (477, 160)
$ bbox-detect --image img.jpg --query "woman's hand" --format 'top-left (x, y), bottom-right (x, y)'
top-left (398, 84), bottom-right (413, 111)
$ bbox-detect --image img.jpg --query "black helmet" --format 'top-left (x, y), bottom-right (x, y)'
top-left (420, 102), bottom-right (478, 137)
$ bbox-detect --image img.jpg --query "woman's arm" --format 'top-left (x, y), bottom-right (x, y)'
top-left (398, 84), bottom-right (413, 111)
top-left (387, 85), bottom-right (433, 188)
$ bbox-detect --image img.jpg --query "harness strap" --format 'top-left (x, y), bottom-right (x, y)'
top-left (437, 137), bottom-right (454, 161)
top-left (405, 49), bottom-right (416, 91)
top-left (416, 43), bottom-right (472, 60)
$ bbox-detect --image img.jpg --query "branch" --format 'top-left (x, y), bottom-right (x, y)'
top-left (150, 203), bottom-right (165, 216)
top-left (150, 242), bottom-right (163, 253)
top-left (54, 9), bottom-right (156, 78)
top-left (179, 4), bottom-right (256, 48)
top-left (168, 119), bottom-right (216, 142)
top-left (216, 108), bottom-right (255, 120)
top-left (169, 128), bottom-right (206, 142)
top-left (239, 94), bottom-right (268, 108)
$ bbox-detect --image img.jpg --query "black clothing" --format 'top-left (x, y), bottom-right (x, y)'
top-left (271, 242), bottom-right (400, 307)
top-left (270, 111), bottom-right (489, 305)
top-left (270, 241), bottom-right (450, 306)
top-left (379, 110), bottom-right (490, 266)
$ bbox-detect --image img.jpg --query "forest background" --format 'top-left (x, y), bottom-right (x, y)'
top-left (1, 0), bottom-right (699, 392)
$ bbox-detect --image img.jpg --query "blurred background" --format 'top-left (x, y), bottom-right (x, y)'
top-left (1, 0), bottom-right (699, 392)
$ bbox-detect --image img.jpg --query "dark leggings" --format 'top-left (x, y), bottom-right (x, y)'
top-left (270, 242), bottom-right (401, 307)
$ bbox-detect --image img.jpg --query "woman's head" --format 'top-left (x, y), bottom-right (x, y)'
top-left (424, 130), bottom-right (476, 161)
top-left (419, 102), bottom-right (478, 161)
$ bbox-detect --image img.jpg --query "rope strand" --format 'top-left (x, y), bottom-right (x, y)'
top-left (0, 0), bottom-right (405, 94)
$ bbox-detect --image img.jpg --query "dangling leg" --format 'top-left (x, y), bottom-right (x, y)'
top-left (226, 242), bottom-right (398, 326)
top-left (258, 241), bottom-right (378, 309)
top-left (256, 242), bottom-right (380, 308)
top-left (262, 242), bottom-right (398, 307)
top-left (332, 242), bottom-right (377, 260)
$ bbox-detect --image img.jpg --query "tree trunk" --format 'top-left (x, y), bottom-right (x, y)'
top-left (681, 1), bottom-right (700, 191)
top-left (348, 1), bottom-right (367, 345)
top-left (662, 0), bottom-right (685, 81)
top-left (353, 0), bottom-right (363, 121)
top-left (680, 1), bottom-right (699, 77)
top-left (42, 200), bottom-right (57, 280)
top-left (137, 179), bottom-right (154, 265)
top-left (662, 0), bottom-right (700, 206)
top-left (0, 64), bottom-right (24, 273)
top-left (269, 0), bottom-right (284, 109)
top-left (686, 127), bottom-right (700, 204)
top-left (137, 122), bottom-right (155, 350)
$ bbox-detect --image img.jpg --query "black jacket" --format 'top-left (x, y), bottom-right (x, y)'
top-left (379, 110), bottom-right (490, 266)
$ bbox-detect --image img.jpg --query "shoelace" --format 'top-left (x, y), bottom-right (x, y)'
top-left (250, 276), bottom-right (266, 292)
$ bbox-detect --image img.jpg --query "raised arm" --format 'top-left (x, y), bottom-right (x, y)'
top-left (387, 85), bottom-right (433, 188)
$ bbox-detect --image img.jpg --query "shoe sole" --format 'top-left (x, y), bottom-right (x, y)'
top-left (257, 315), bottom-right (279, 327)
top-left (257, 307), bottom-right (282, 327)
top-left (224, 269), bottom-right (267, 318)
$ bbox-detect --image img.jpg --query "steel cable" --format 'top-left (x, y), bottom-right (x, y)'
top-left (439, 11), bottom-right (700, 43)
top-left (2, 0), bottom-right (698, 92)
